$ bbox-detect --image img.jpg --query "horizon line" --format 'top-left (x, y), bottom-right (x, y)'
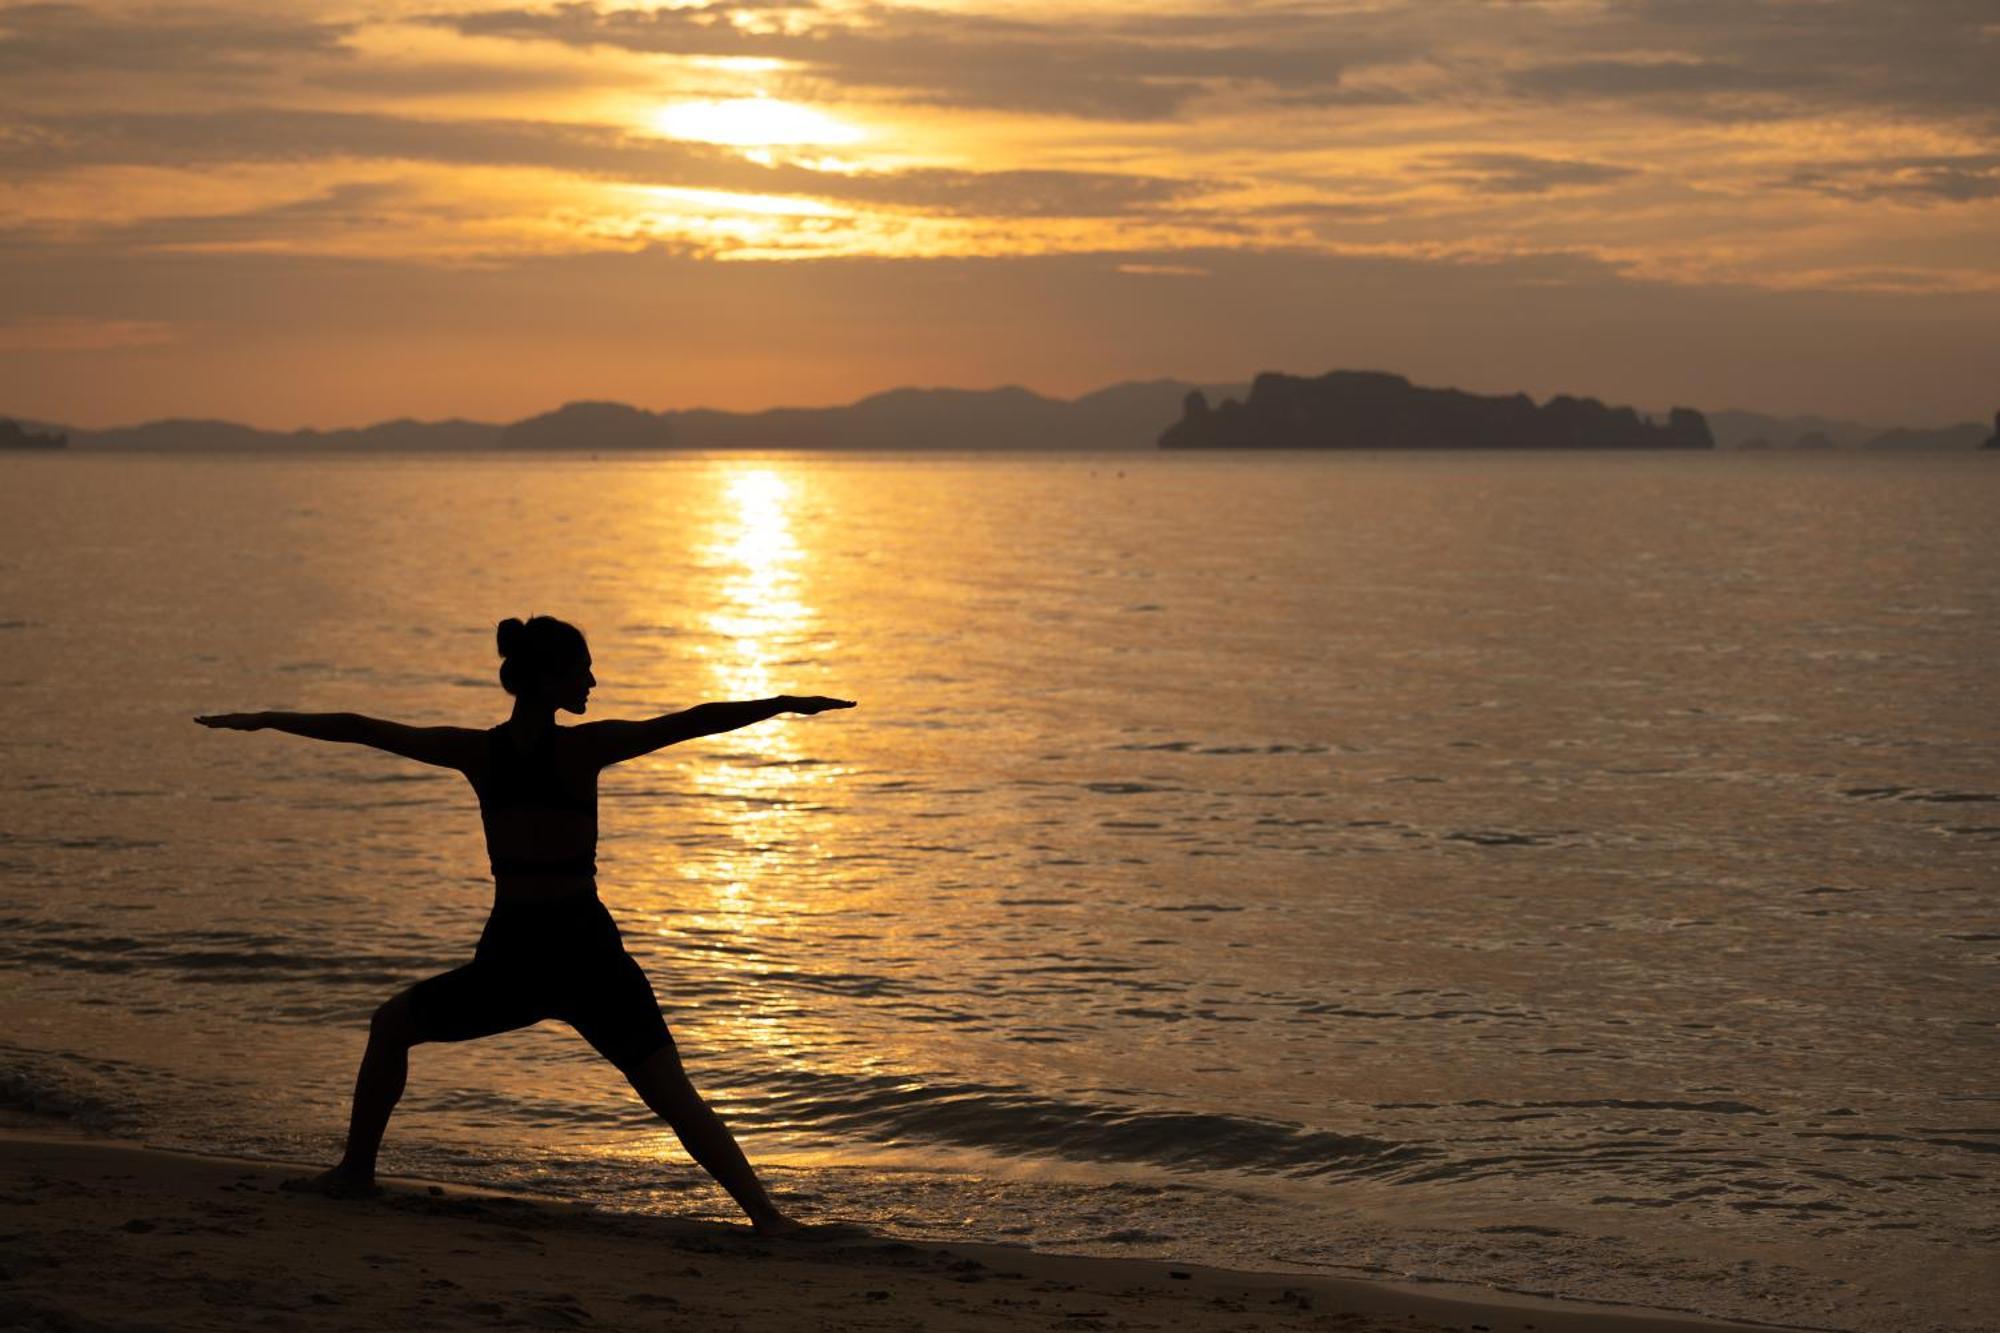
top-left (8, 369), bottom-right (1974, 437)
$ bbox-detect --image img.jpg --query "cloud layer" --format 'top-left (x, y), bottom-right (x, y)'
top-left (2, 0), bottom-right (1995, 423)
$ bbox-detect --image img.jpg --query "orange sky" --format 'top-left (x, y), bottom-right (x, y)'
top-left (3, 0), bottom-right (1996, 428)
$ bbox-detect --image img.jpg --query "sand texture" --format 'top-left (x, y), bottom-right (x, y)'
top-left (1, 1134), bottom-right (1782, 1332)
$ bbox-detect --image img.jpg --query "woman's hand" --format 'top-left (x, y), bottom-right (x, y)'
top-left (782, 696), bottom-right (856, 715)
top-left (193, 712), bottom-right (269, 730)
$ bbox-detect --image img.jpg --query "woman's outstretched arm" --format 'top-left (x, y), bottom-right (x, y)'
top-left (194, 712), bottom-right (483, 770)
top-left (576, 695), bottom-right (854, 768)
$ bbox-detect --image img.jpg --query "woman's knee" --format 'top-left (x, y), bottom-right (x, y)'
top-left (369, 991), bottom-right (420, 1047)
top-left (626, 1046), bottom-right (698, 1110)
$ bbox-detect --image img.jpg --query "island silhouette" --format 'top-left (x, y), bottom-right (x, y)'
top-left (0, 419), bottom-right (66, 449)
top-left (1160, 370), bottom-right (1712, 450)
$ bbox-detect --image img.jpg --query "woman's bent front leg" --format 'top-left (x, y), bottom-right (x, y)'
top-left (624, 1043), bottom-right (800, 1235)
top-left (339, 989), bottom-right (421, 1181)
top-left (285, 989), bottom-right (421, 1197)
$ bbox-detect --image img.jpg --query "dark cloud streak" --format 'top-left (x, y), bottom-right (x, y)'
top-left (0, 107), bottom-right (1209, 218)
top-left (0, 2), bottom-right (353, 73)
top-left (1503, 0), bottom-right (1997, 125)
top-left (428, 0), bottom-right (1403, 121)
top-left (423, 0), bottom-right (2000, 129)
top-left (1427, 152), bottom-right (1640, 195)
top-left (1783, 154), bottom-right (2000, 205)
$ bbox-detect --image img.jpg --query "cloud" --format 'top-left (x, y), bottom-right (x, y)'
top-left (1782, 154), bottom-right (2000, 205)
top-left (0, 2), bottom-right (353, 74)
top-left (1426, 153), bottom-right (1640, 195)
top-left (0, 0), bottom-right (1993, 376)
top-left (59, 180), bottom-right (432, 255)
top-left (0, 108), bottom-right (1205, 217)
top-left (303, 59), bottom-right (640, 98)
top-left (410, 0), bottom-right (2000, 130)
top-left (8, 0), bottom-right (1992, 134)
top-left (1501, 0), bottom-right (1998, 125)
top-left (0, 107), bottom-right (734, 176)
top-left (1510, 58), bottom-right (1811, 99)
top-left (830, 166), bottom-right (1203, 218)
top-left (424, 1), bottom-right (1408, 120)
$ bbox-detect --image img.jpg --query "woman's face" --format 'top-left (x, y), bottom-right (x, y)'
top-left (541, 651), bottom-right (596, 714)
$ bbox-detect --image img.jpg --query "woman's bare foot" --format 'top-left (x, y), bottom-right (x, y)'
top-left (752, 1214), bottom-right (868, 1242)
top-left (751, 1210), bottom-right (809, 1239)
top-left (279, 1165), bottom-right (383, 1199)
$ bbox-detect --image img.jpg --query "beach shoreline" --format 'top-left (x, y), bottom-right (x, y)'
top-left (2, 1130), bottom-right (1808, 1332)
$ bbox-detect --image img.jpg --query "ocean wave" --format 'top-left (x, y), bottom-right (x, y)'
top-left (735, 1067), bottom-right (1436, 1179)
top-left (0, 1048), bottom-right (134, 1133)
top-left (0, 918), bottom-right (458, 988)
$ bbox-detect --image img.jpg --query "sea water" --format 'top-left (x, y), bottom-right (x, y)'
top-left (1, 450), bottom-right (1994, 1331)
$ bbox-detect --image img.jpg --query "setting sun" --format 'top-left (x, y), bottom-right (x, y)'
top-left (652, 96), bottom-right (865, 148)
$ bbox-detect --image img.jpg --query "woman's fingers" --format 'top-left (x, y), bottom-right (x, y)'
top-left (194, 713), bottom-right (259, 729)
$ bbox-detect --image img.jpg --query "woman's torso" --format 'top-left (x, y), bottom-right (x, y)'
top-left (466, 721), bottom-right (599, 905)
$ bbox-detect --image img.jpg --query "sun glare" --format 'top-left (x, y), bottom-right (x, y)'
top-left (630, 185), bottom-right (844, 217)
top-left (652, 96), bottom-right (865, 148)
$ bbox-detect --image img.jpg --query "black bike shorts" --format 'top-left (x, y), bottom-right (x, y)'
top-left (406, 894), bottom-right (675, 1073)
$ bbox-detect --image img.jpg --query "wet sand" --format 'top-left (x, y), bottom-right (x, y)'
top-left (0, 1132), bottom-right (1795, 1333)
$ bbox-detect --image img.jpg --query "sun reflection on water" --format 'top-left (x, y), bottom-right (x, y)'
top-left (704, 468), bottom-right (808, 700)
top-left (654, 463), bottom-right (843, 1078)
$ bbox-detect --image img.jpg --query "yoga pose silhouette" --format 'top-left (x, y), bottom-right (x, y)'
top-left (195, 615), bottom-right (854, 1236)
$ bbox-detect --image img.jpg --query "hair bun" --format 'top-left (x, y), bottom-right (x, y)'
top-left (496, 617), bottom-right (527, 658)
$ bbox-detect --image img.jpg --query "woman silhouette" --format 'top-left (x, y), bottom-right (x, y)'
top-left (195, 615), bottom-right (854, 1235)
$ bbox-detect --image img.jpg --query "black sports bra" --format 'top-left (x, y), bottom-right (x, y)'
top-left (473, 723), bottom-right (596, 879)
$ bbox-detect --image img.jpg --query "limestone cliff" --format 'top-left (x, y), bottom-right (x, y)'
top-left (1159, 370), bottom-right (1713, 450)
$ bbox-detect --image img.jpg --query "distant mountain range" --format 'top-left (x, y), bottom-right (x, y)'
top-left (5, 380), bottom-right (1248, 453)
top-left (3, 376), bottom-right (1990, 452)
top-left (1704, 409), bottom-right (1991, 452)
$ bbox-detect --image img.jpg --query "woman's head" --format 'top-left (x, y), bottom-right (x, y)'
top-left (496, 615), bottom-right (594, 713)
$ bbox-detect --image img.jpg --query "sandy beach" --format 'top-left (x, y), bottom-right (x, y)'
top-left (0, 1131), bottom-right (1793, 1333)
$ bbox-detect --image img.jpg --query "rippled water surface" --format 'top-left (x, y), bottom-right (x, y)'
top-left (2, 451), bottom-right (1996, 1331)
